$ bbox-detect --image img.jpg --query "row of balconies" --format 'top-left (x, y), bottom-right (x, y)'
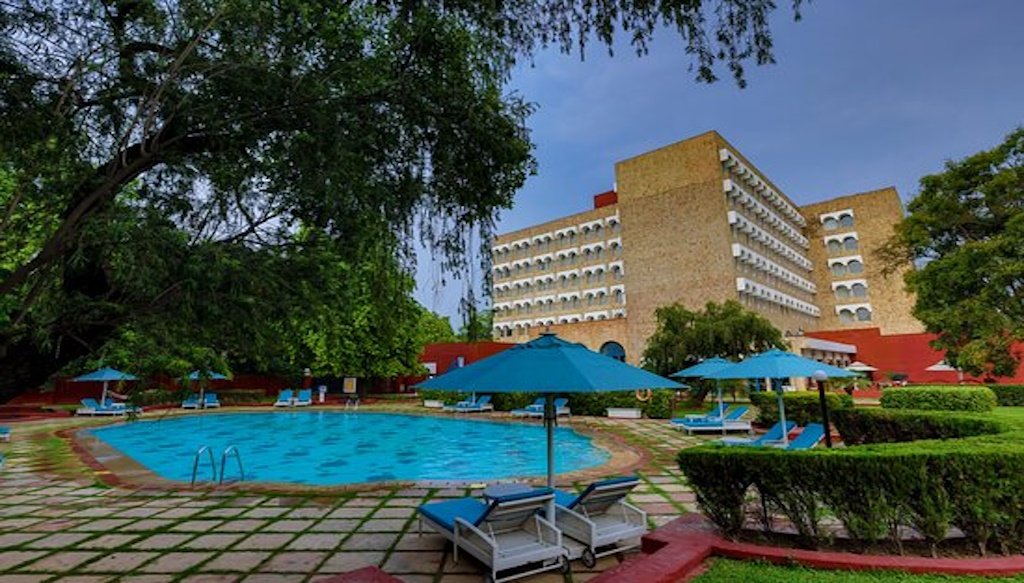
top-left (836, 302), bottom-right (873, 323)
top-left (493, 308), bottom-right (627, 332)
top-left (720, 148), bottom-right (807, 227)
top-left (728, 211), bottom-right (814, 271)
top-left (493, 240), bottom-right (623, 278)
top-left (736, 277), bottom-right (821, 317)
top-left (731, 243), bottom-right (817, 294)
top-left (492, 214), bottom-right (621, 258)
top-left (724, 179), bottom-right (809, 248)
top-left (494, 286), bottom-right (626, 312)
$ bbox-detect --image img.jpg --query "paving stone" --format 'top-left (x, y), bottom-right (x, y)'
top-left (393, 533), bottom-right (448, 551)
top-left (71, 518), bottom-right (134, 531)
top-left (170, 519), bottom-right (225, 532)
top-left (385, 497), bottom-right (427, 507)
top-left (46, 576), bottom-right (112, 583)
top-left (20, 550), bottom-right (101, 572)
top-left (356, 518), bottom-right (407, 532)
top-left (132, 533), bottom-right (195, 550)
top-left (372, 506), bottom-right (416, 519)
top-left (232, 534), bottom-right (295, 551)
top-left (118, 519), bottom-right (175, 532)
top-left (382, 550), bottom-right (444, 574)
top-left (118, 575), bottom-right (176, 583)
top-left (77, 533), bottom-right (140, 549)
top-left (341, 498), bottom-right (379, 508)
top-left (201, 551), bottom-right (272, 572)
top-left (309, 519), bottom-right (359, 532)
top-left (138, 551), bottom-right (214, 573)
top-left (213, 519), bottom-right (268, 533)
top-left (0, 551), bottom-right (48, 570)
top-left (202, 507), bottom-right (247, 518)
top-left (260, 519), bottom-right (314, 533)
top-left (80, 551), bottom-right (159, 572)
top-left (152, 507), bottom-right (205, 519)
top-left (284, 507), bottom-right (329, 519)
top-left (316, 551), bottom-right (386, 574)
top-left (338, 532), bottom-right (399, 552)
top-left (285, 533), bottom-right (340, 551)
top-left (325, 507), bottom-right (370, 519)
top-left (240, 574), bottom-right (304, 583)
top-left (0, 575), bottom-right (51, 583)
top-left (25, 531), bottom-right (94, 548)
top-left (239, 508), bottom-right (288, 519)
top-left (179, 575), bottom-right (241, 583)
top-left (0, 533), bottom-right (45, 547)
top-left (257, 551), bottom-right (328, 573)
top-left (181, 533), bottom-right (246, 550)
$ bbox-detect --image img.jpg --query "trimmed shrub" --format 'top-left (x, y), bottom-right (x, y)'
top-left (880, 386), bottom-right (996, 412)
top-left (832, 408), bottom-right (1008, 445)
top-left (749, 391), bottom-right (853, 425)
top-left (991, 385), bottom-right (1024, 407)
top-left (678, 430), bottom-right (1024, 554)
top-left (416, 388), bottom-right (676, 418)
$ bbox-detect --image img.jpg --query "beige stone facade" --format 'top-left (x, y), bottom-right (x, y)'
top-left (490, 131), bottom-right (921, 363)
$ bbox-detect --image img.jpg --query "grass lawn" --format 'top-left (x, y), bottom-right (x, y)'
top-left (693, 560), bottom-right (1024, 582)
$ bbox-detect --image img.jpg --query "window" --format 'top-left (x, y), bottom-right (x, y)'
top-left (827, 240), bottom-right (842, 254)
top-left (831, 263), bottom-right (847, 277)
top-left (843, 237), bottom-right (859, 251)
top-left (600, 341), bottom-right (626, 362)
top-left (839, 309), bottom-right (854, 324)
top-left (839, 214), bottom-right (855, 228)
top-left (851, 283), bottom-right (867, 297)
top-left (823, 217), bottom-right (839, 231)
top-left (614, 290), bottom-right (625, 304)
top-left (848, 260), bottom-right (864, 274)
top-left (834, 286), bottom-right (851, 300)
top-left (856, 307), bottom-right (872, 321)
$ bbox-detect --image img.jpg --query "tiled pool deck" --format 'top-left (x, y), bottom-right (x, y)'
top-left (0, 406), bottom-right (706, 582)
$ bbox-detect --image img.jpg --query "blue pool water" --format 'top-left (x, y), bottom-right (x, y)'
top-left (88, 412), bottom-right (609, 485)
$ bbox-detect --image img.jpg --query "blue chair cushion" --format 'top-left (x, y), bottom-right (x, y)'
top-left (418, 498), bottom-right (489, 532)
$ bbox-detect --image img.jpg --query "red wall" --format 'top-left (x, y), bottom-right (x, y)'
top-left (807, 327), bottom-right (1024, 384)
top-left (421, 341), bottom-right (515, 375)
top-left (593, 190), bottom-right (618, 208)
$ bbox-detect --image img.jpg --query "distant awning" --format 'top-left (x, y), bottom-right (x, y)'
top-left (846, 361), bottom-right (878, 372)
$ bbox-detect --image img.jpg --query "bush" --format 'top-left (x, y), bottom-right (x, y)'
top-left (832, 408), bottom-right (1008, 445)
top-left (749, 391), bottom-right (853, 425)
top-left (880, 386), bottom-right (996, 412)
top-left (416, 389), bottom-right (676, 418)
top-left (678, 427), bottom-right (1024, 555)
top-left (991, 385), bottom-right (1024, 407)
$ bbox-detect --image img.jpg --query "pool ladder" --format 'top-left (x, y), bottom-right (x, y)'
top-left (190, 445), bottom-right (245, 485)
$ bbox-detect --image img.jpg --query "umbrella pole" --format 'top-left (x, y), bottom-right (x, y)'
top-left (545, 394), bottom-right (556, 519)
top-left (101, 381), bottom-right (108, 406)
top-left (776, 379), bottom-right (789, 447)
top-left (717, 380), bottom-right (725, 436)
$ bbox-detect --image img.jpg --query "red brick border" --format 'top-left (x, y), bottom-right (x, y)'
top-left (590, 514), bottom-right (1024, 583)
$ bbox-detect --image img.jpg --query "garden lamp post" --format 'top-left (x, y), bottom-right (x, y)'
top-left (812, 369), bottom-right (832, 448)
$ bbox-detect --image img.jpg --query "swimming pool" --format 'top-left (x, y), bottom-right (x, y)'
top-left (87, 411), bottom-right (610, 485)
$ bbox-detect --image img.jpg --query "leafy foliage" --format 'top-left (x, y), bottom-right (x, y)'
top-left (416, 389), bottom-right (677, 418)
top-left (642, 300), bottom-right (787, 402)
top-left (679, 423), bottom-right (1024, 555)
top-left (833, 408), bottom-right (1008, 446)
top-left (749, 391), bottom-right (853, 425)
top-left (991, 385), bottom-right (1024, 407)
top-left (0, 1), bottom-right (802, 398)
top-left (880, 386), bottom-right (997, 412)
top-left (881, 128), bottom-right (1024, 377)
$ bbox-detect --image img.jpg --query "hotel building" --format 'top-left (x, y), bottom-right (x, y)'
top-left (489, 131), bottom-right (921, 365)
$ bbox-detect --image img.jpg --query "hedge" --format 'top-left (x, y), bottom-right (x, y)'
top-left (749, 391), bottom-right (853, 426)
top-left (832, 408), bottom-right (1008, 445)
top-left (880, 386), bottom-right (996, 412)
top-left (417, 389), bottom-right (677, 419)
top-left (678, 432), bottom-right (1024, 555)
top-left (991, 385), bottom-right (1024, 407)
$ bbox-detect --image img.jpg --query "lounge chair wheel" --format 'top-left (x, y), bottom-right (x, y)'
top-left (581, 547), bottom-right (597, 569)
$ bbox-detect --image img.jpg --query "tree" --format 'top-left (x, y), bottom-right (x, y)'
top-left (880, 128), bottom-right (1024, 377)
top-left (0, 0), bottom-right (802, 399)
top-left (642, 300), bottom-right (787, 379)
top-left (457, 304), bottom-right (493, 342)
top-left (418, 309), bottom-right (458, 345)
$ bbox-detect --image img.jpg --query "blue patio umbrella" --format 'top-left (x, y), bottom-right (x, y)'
top-left (415, 333), bottom-right (683, 488)
top-left (705, 349), bottom-right (856, 445)
top-left (671, 358), bottom-right (736, 435)
top-left (188, 370), bottom-right (228, 409)
top-left (73, 367), bottom-right (138, 405)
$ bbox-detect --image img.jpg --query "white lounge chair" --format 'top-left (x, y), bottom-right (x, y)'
top-left (0, 426), bottom-right (10, 442)
top-left (671, 406), bottom-right (752, 434)
top-left (182, 393), bottom-right (200, 409)
top-left (76, 398), bottom-right (125, 416)
top-left (553, 476), bottom-right (647, 567)
top-left (447, 395), bottom-right (493, 413)
top-left (203, 393), bottom-right (221, 408)
top-left (273, 389), bottom-right (294, 407)
top-left (294, 388), bottom-right (312, 407)
top-left (418, 488), bottom-right (566, 583)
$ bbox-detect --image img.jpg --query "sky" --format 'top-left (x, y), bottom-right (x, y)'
top-left (414, 0), bottom-right (1024, 323)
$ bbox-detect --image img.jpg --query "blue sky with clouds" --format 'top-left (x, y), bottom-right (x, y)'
top-left (414, 0), bottom-right (1024, 322)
